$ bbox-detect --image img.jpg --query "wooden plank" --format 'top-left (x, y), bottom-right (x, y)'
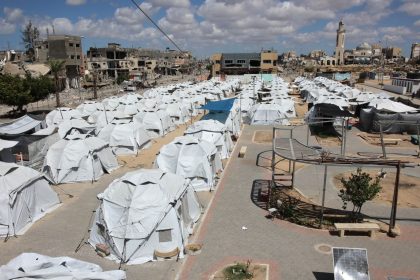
top-left (238, 146), bottom-right (247, 158)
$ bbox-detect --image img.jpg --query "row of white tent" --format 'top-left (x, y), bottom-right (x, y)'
top-left (0, 78), bottom-right (240, 238)
top-left (37, 79), bottom-right (242, 185)
top-left (87, 105), bottom-right (237, 264)
top-left (295, 76), bottom-right (418, 114)
top-left (238, 76), bottom-right (296, 125)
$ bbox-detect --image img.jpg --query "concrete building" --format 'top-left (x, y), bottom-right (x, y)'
top-left (383, 47), bottom-right (402, 59)
top-left (87, 43), bottom-right (130, 79)
top-left (411, 43), bottom-right (420, 59)
top-left (309, 50), bottom-right (327, 59)
top-left (211, 51), bottom-right (278, 76)
top-left (47, 35), bottom-right (83, 87)
top-left (335, 20), bottom-right (345, 65)
top-left (260, 50), bottom-right (278, 74)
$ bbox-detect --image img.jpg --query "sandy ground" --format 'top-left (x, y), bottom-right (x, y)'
top-left (333, 170), bottom-right (420, 208)
top-left (357, 132), bottom-right (418, 148)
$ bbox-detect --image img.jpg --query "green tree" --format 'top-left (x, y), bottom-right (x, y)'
top-left (23, 74), bottom-right (54, 102)
top-left (21, 21), bottom-right (40, 62)
top-left (339, 168), bottom-right (382, 222)
top-left (0, 74), bottom-right (32, 113)
top-left (116, 73), bottom-right (129, 85)
top-left (48, 60), bottom-right (66, 107)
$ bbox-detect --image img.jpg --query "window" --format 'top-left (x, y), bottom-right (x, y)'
top-left (158, 229), bottom-right (172, 242)
top-left (76, 43), bottom-right (80, 47)
top-left (237, 60), bottom-right (246, 63)
top-left (76, 55), bottom-right (80, 59)
top-left (215, 60), bottom-right (220, 64)
top-left (273, 61), bottom-right (277, 66)
top-left (263, 60), bottom-right (272, 64)
top-left (224, 60), bottom-right (233, 64)
top-left (70, 55), bottom-right (75, 59)
top-left (69, 42), bottom-right (74, 47)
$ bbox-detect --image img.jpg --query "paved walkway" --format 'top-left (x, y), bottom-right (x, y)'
top-left (178, 125), bottom-right (420, 279)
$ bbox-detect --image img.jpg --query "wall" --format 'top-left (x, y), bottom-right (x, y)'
top-left (384, 84), bottom-right (407, 94)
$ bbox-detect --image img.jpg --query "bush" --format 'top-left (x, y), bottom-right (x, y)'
top-left (223, 260), bottom-right (253, 280)
top-left (339, 168), bottom-right (381, 222)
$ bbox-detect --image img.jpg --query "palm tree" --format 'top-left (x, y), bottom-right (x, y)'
top-left (48, 60), bottom-right (66, 107)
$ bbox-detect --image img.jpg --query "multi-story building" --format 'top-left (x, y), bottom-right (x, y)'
top-left (87, 43), bottom-right (130, 79)
top-left (383, 47), bottom-right (402, 59)
top-left (211, 50), bottom-right (278, 76)
top-left (47, 34), bottom-right (83, 86)
top-left (309, 50), bottom-right (326, 59)
top-left (260, 50), bottom-right (278, 74)
top-left (411, 43), bottom-right (420, 59)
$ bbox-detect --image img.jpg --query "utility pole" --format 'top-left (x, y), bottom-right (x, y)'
top-left (89, 48), bottom-right (98, 99)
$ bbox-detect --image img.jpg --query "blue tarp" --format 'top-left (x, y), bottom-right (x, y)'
top-left (199, 98), bottom-right (236, 112)
top-left (201, 111), bottom-right (230, 124)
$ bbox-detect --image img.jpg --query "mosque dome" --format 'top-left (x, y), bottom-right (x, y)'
top-left (356, 42), bottom-right (372, 50)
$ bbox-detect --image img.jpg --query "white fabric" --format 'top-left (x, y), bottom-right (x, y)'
top-left (97, 122), bottom-right (151, 155)
top-left (184, 120), bottom-right (233, 159)
top-left (155, 135), bottom-right (222, 191)
top-left (0, 115), bottom-right (43, 135)
top-left (0, 162), bottom-right (59, 237)
top-left (89, 169), bottom-right (201, 264)
top-left (0, 139), bottom-right (18, 151)
top-left (0, 253), bottom-right (126, 279)
top-left (134, 110), bottom-right (175, 137)
top-left (42, 136), bottom-right (119, 184)
top-left (45, 108), bottom-right (82, 127)
top-left (248, 103), bottom-right (290, 125)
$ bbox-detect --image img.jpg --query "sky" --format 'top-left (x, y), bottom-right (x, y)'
top-left (0, 0), bottom-right (419, 58)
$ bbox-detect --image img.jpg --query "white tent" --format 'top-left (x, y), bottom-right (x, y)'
top-left (155, 136), bottom-right (222, 191)
top-left (42, 135), bottom-right (119, 184)
top-left (76, 101), bottom-right (103, 117)
top-left (184, 119), bottom-right (233, 159)
top-left (248, 103), bottom-right (290, 125)
top-left (97, 122), bottom-right (152, 155)
top-left (0, 162), bottom-right (60, 237)
top-left (159, 102), bottom-right (190, 125)
top-left (89, 169), bottom-right (201, 265)
top-left (134, 110), bottom-right (175, 137)
top-left (0, 253), bottom-right (126, 279)
top-left (45, 108), bottom-right (82, 127)
top-left (57, 119), bottom-right (95, 139)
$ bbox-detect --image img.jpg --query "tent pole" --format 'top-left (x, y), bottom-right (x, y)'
top-left (341, 118), bottom-right (344, 156)
top-left (417, 121), bottom-right (420, 157)
top-left (388, 162), bottom-right (401, 237)
top-left (306, 124), bottom-right (310, 146)
top-left (379, 122), bottom-right (387, 158)
top-left (319, 165), bottom-right (328, 228)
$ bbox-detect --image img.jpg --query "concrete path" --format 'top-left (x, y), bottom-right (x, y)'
top-left (178, 125), bottom-right (420, 280)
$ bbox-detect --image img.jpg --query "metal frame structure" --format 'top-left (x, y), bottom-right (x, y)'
top-left (270, 126), bottom-right (414, 236)
top-left (378, 119), bottom-right (420, 158)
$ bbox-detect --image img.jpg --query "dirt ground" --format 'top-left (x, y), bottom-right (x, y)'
top-left (117, 114), bottom-right (204, 169)
top-left (357, 132), bottom-right (418, 148)
top-left (333, 170), bottom-right (420, 208)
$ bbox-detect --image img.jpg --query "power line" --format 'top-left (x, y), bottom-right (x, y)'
top-left (130, 0), bottom-right (184, 53)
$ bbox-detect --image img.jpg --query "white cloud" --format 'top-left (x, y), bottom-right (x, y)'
top-left (398, 1), bottom-right (420, 16)
top-left (66, 0), bottom-right (86, 6)
top-left (0, 18), bottom-right (15, 34)
top-left (3, 7), bottom-right (23, 23)
top-left (414, 20), bottom-right (420, 27)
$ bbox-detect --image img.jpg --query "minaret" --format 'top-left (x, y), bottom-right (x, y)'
top-left (335, 20), bottom-right (345, 65)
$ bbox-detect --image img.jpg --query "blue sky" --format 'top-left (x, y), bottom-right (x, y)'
top-left (0, 0), bottom-right (419, 58)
